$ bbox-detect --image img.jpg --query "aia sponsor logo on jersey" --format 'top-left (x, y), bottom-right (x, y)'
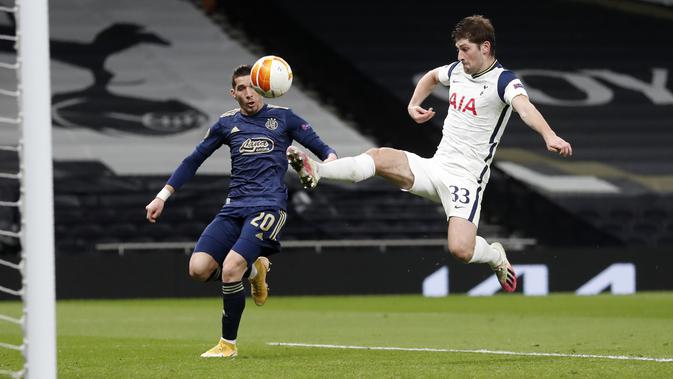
top-left (449, 92), bottom-right (477, 116)
top-left (240, 137), bottom-right (275, 155)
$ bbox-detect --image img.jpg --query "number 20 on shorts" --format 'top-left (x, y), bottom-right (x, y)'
top-left (250, 210), bottom-right (287, 240)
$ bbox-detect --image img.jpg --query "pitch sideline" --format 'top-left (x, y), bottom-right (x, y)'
top-left (268, 342), bottom-right (673, 363)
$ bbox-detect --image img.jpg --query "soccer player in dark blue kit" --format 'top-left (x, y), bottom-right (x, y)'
top-left (145, 65), bottom-right (337, 357)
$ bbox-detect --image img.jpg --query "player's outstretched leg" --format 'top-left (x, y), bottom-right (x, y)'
top-left (287, 146), bottom-right (321, 189)
top-left (249, 256), bottom-right (271, 306)
top-left (490, 242), bottom-right (517, 292)
top-left (200, 338), bottom-right (238, 358)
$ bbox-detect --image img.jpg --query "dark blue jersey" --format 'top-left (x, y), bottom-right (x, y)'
top-left (166, 104), bottom-right (335, 210)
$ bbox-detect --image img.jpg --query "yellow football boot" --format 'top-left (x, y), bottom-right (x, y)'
top-left (200, 338), bottom-right (237, 358)
top-left (249, 256), bottom-right (271, 306)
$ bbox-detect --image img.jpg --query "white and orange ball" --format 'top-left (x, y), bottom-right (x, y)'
top-left (250, 55), bottom-right (293, 98)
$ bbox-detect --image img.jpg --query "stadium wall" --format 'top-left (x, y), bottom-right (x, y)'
top-left (2, 247), bottom-right (671, 300)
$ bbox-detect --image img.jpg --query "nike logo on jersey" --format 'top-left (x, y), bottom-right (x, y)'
top-left (449, 92), bottom-right (477, 116)
top-left (239, 137), bottom-right (274, 155)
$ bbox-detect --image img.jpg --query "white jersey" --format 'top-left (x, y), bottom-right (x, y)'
top-left (435, 60), bottom-right (527, 185)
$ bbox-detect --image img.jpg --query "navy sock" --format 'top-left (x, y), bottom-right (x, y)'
top-left (206, 266), bottom-right (222, 282)
top-left (221, 281), bottom-right (245, 340)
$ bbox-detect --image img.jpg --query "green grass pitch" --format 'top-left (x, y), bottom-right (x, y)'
top-left (1, 294), bottom-right (673, 378)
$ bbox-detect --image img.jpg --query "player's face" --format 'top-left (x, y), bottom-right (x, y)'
top-left (231, 75), bottom-right (263, 115)
top-left (455, 38), bottom-right (488, 75)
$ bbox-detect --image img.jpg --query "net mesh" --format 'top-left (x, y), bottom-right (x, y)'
top-left (0, 2), bottom-right (27, 378)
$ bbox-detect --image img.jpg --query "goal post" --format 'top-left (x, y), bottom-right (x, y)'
top-left (18, 0), bottom-right (57, 377)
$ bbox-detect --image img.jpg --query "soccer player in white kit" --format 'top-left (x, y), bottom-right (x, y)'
top-left (287, 15), bottom-right (572, 292)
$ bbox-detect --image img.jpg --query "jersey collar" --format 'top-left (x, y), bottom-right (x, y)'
top-left (471, 59), bottom-right (498, 79)
top-left (241, 103), bottom-right (268, 117)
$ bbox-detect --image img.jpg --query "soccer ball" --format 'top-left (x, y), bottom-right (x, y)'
top-left (250, 55), bottom-right (293, 98)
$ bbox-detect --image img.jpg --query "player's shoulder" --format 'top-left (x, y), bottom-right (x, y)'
top-left (476, 61), bottom-right (517, 87)
top-left (212, 108), bottom-right (240, 133)
top-left (264, 104), bottom-right (293, 117)
top-left (493, 62), bottom-right (526, 102)
top-left (442, 61), bottom-right (463, 76)
top-left (491, 61), bottom-right (516, 77)
top-left (494, 62), bottom-right (518, 85)
top-left (264, 104), bottom-right (297, 121)
top-left (266, 104), bottom-right (290, 111)
top-left (437, 61), bottom-right (462, 85)
top-left (220, 108), bottom-right (240, 119)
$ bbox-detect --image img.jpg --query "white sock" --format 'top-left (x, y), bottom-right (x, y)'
top-left (318, 153), bottom-right (376, 182)
top-left (222, 337), bottom-right (236, 345)
top-left (468, 236), bottom-right (501, 267)
top-left (248, 263), bottom-right (258, 279)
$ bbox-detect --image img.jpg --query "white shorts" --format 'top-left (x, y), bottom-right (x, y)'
top-left (404, 152), bottom-right (484, 226)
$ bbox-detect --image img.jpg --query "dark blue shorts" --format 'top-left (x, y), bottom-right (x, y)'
top-left (193, 207), bottom-right (287, 267)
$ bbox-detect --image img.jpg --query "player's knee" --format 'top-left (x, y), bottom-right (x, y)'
top-left (189, 252), bottom-right (220, 282)
top-left (188, 261), bottom-right (213, 282)
top-left (188, 266), bottom-right (209, 282)
top-left (448, 240), bottom-right (473, 263)
top-left (365, 147), bottom-right (382, 157)
top-left (221, 266), bottom-right (245, 283)
top-left (365, 147), bottom-right (413, 188)
top-left (365, 147), bottom-right (394, 162)
top-left (221, 258), bottom-right (248, 282)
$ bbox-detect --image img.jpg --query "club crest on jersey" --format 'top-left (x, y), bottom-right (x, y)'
top-left (240, 137), bottom-right (274, 155)
top-left (265, 118), bottom-right (279, 130)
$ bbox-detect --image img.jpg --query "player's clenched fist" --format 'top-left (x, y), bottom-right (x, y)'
top-left (545, 135), bottom-right (573, 157)
top-left (145, 198), bottom-right (165, 223)
top-left (408, 105), bottom-right (436, 124)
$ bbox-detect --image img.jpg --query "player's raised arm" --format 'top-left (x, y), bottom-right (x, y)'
top-left (407, 67), bottom-right (441, 124)
top-left (511, 94), bottom-right (573, 157)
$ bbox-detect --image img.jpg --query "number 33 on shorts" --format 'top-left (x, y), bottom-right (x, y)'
top-left (449, 185), bottom-right (471, 205)
top-left (444, 182), bottom-right (482, 224)
top-left (248, 210), bottom-right (287, 241)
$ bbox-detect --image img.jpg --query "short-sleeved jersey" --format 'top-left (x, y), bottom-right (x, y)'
top-left (167, 104), bottom-right (335, 210)
top-left (435, 60), bottom-right (527, 185)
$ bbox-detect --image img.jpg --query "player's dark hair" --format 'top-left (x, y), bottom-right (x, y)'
top-left (231, 64), bottom-right (251, 88)
top-left (452, 15), bottom-right (496, 56)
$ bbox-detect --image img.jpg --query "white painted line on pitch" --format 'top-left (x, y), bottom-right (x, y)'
top-left (267, 342), bottom-right (673, 363)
